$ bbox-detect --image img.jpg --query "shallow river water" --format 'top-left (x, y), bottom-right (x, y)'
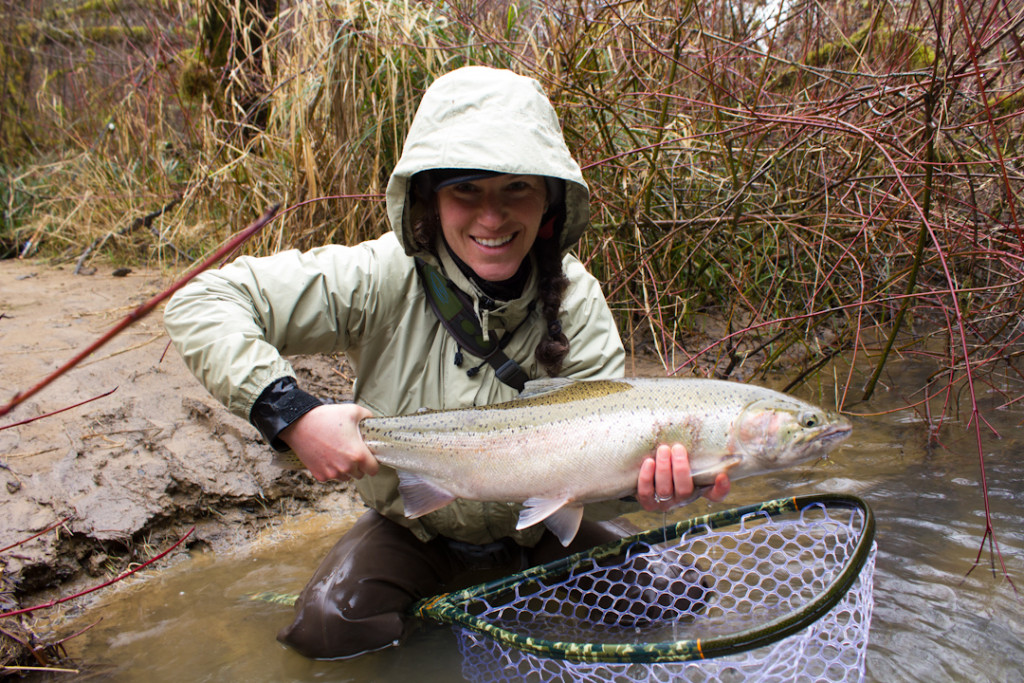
top-left (53, 361), bottom-right (1024, 682)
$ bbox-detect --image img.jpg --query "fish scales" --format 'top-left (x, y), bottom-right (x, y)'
top-left (353, 378), bottom-right (852, 545)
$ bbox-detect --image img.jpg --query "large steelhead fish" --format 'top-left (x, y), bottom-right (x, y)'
top-left (331, 377), bottom-right (852, 546)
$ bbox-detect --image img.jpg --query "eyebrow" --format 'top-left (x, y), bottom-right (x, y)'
top-left (450, 175), bottom-right (537, 187)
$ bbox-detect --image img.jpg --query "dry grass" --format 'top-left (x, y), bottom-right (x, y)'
top-left (1, 0), bottom-right (1022, 412)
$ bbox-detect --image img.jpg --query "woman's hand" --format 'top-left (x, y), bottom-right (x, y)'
top-left (279, 403), bottom-right (378, 483)
top-left (637, 443), bottom-right (730, 512)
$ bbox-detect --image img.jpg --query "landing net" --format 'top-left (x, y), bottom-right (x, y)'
top-left (414, 494), bottom-right (875, 682)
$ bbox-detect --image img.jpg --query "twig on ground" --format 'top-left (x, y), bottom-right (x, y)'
top-left (0, 389), bottom-right (118, 432)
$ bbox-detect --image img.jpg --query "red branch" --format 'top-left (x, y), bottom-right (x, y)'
top-left (0, 204), bottom-right (280, 419)
top-left (0, 517), bottom-right (73, 555)
top-left (0, 388), bottom-right (118, 432)
top-left (0, 527), bottom-right (194, 620)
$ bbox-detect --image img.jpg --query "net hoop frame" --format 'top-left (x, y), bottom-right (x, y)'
top-left (413, 493), bottom-right (875, 664)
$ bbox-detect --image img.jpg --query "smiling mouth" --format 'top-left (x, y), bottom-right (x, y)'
top-left (472, 234), bottom-right (516, 248)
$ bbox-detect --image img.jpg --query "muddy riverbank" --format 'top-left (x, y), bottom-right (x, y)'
top-left (1, 259), bottom-right (365, 662)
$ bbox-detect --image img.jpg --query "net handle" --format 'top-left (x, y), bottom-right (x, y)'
top-left (413, 493), bottom-right (875, 664)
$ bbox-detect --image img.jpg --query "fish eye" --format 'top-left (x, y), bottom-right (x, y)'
top-left (799, 412), bottom-right (820, 428)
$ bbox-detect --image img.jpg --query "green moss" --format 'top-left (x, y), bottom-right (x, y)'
top-left (987, 91), bottom-right (1024, 117)
top-left (83, 25), bottom-right (154, 44)
top-left (872, 25), bottom-right (936, 70)
top-left (909, 43), bottom-right (936, 69)
top-left (774, 17), bottom-right (936, 89)
top-left (804, 40), bottom-right (848, 68)
top-left (46, 0), bottom-right (124, 21)
top-left (804, 18), bottom-right (873, 68)
top-left (178, 49), bottom-right (219, 101)
top-left (74, 0), bottom-right (124, 13)
top-left (847, 23), bottom-right (874, 50)
top-left (33, 23), bottom-right (154, 45)
top-left (45, 0), bottom-right (178, 21)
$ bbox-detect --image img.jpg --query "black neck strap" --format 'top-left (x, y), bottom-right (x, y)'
top-left (415, 257), bottom-right (530, 392)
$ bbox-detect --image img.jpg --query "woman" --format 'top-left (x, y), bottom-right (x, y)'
top-left (164, 66), bottom-right (729, 660)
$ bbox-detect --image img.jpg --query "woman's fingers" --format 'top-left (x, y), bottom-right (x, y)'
top-left (638, 443), bottom-right (731, 511)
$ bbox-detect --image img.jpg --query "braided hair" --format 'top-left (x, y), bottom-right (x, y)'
top-left (409, 172), bottom-right (571, 377)
top-left (531, 227), bottom-right (570, 376)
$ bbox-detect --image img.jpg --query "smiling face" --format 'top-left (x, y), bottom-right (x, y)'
top-left (435, 174), bottom-right (548, 282)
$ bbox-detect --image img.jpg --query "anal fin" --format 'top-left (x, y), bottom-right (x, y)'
top-left (517, 496), bottom-right (584, 547)
top-left (543, 506), bottom-right (585, 547)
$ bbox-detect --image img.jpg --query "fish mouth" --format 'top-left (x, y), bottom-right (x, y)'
top-left (788, 420), bottom-right (851, 464)
top-left (813, 421), bottom-right (853, 450)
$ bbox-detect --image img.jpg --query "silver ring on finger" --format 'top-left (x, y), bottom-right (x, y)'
top-left (653, 492), bottom-right (673, 503)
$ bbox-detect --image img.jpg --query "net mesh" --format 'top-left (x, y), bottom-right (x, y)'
top-left (419, 495), bottom-right (875, 682)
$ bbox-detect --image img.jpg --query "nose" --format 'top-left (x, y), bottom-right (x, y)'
top-left (476, 192), bottom-right (507, 230)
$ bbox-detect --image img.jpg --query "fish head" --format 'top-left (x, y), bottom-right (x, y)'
top-left (729, 397), bottom-right (852, 476)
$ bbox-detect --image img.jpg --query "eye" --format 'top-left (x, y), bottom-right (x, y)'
top-left (504, 176), bottom-right (545, 196)
top-left (799, 412), bottom-right (820, 428)
top-left (451, 181), bottom-right (481, 195)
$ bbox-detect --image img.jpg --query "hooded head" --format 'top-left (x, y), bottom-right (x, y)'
top-left (386, 66), bottom-right (590, 260)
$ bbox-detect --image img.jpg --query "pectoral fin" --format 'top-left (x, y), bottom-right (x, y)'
top-left (677, 484), bottom-right (712, 506)
top-left (396, 472), bottom-right (456, 519)
top-left (516, 496), bottom-right (584, 547)
top-left (690, 453), bottom-right (743, 486)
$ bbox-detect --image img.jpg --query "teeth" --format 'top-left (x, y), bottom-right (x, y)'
top-left (473, 234), bottom-right (514, 248)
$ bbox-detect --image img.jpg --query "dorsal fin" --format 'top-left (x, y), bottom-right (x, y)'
top-left (513, 378), bottom-right (633, 408)
top-left (518, 378), bottom-right (576, 399)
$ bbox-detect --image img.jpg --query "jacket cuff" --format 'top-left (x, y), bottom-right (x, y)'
top-left (249, 377), bottom-right (323, 451)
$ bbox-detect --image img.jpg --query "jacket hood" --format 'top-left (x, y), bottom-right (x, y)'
top-left (386, 66), bottom-right (590, 258)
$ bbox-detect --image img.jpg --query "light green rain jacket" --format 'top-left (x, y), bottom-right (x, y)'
top-left (164, 66), bottom-right (627, 545)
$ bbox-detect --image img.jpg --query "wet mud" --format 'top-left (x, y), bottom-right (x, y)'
top-left (0, 260), bottom-right (356, 647)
